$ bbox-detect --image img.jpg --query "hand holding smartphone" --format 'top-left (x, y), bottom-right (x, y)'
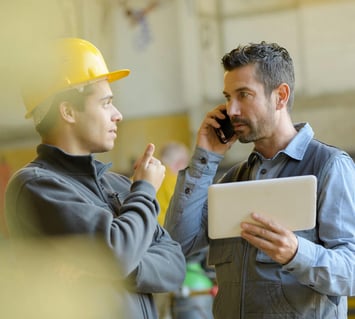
top-left (214, 110), bottom-right (235, 144)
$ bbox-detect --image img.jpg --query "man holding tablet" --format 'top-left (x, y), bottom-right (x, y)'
top-left (164, 41), bottom-right (355, 318)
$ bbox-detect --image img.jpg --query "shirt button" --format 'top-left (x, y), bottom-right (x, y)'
top-left (184, 188), bottom-right (191, 194)
top-left (286, 267), bottom-right (295, 272)
top-left (200, 157), bottom-right (207, 164)
top-left (260, 168), bottom-right (267, 175)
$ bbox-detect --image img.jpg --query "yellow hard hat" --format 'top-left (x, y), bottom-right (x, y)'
top-left (22, 38), bottom-right (130, 118)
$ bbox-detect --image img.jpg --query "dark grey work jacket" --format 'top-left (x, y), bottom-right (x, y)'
top-left (5, 144), bottom-right (186, 319)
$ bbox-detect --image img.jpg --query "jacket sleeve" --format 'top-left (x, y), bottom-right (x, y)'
top-left (5, 168), bottom-right (171, 279)
top-left (130, 225), bottom-right (186, 293)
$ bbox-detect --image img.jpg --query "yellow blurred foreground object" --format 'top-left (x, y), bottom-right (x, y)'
top-left (0, 236), bottom-right (128, 319)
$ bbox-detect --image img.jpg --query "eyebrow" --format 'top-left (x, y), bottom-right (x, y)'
top-left (223, 87), bottom-right (252, 95)
top-left (99, 95), bottom-right (113, 102)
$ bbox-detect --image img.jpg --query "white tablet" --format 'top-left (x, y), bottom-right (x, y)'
top-left (208, 175), bottom-right (317, 239)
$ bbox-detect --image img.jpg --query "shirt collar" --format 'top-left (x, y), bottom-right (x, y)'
top-left (247, 122), bottom-right (314, 165)
top-left (283, 122), bottom-right (314, 160)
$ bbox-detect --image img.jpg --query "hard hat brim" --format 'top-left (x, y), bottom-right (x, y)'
top-left (107, 69), bottom-right (130, 83)
top-left (24, 68), bottom-right (131, 119)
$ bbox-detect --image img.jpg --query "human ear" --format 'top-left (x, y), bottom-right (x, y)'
top-left (58, 101), bottom-right (76, 123)
top-left (275, 83), bottom-right (290, 110)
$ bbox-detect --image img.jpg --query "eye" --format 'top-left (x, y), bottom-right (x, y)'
top-left (240, 91), bottom-right (250, 98)
top-left (103, 97), bottom-right (113, 107)
top-left (224, 95), bottom-right (231, 102)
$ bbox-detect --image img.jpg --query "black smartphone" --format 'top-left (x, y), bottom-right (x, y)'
top-left (214, 110), bottom-right (235, 144)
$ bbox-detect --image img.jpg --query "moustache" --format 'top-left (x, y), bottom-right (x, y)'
top-left (230, 117), bottom-right (249, 126)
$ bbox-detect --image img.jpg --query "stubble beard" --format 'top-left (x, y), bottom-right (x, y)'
top-left (231, 118), bottom-right (256, 144)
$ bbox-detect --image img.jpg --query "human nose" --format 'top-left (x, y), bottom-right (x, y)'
top-left (227, 98), bottom-right (241, 117)
top-left (112, 105), bottom-right (123, 122)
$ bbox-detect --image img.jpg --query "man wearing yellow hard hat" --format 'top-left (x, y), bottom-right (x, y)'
top-left (5, 38), bottom-right (186, 319)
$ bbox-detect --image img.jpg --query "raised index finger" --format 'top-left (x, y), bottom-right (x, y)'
top-left (141, 143), bottom-right (155, 168)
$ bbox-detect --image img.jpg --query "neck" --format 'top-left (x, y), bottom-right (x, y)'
top-left (254, 121), bottom-right (297, 159)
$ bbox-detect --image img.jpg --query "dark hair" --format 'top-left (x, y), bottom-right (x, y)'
top-left (35, 84), bottom-right (95, 136)
top-left (222, 41), bottom-right (295, 110)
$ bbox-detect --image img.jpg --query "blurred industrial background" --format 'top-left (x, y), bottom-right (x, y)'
top-left (0, 0), bottom-right (354, 316)
top-left (1, 0), bottom-right (354, 170)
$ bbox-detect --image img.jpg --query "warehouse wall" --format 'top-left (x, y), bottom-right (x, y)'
top-left (1, 0), bottom-right (354, 169)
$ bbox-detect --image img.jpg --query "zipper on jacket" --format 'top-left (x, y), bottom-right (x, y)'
top-left (108, 192), bottom-right (122, 217)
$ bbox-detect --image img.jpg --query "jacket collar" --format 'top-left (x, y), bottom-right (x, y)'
top-left (34, 144), bottom-right (112, 177)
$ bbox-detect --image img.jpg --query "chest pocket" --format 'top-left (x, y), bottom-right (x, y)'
top-left (208, 237), bottom-right (243, 284)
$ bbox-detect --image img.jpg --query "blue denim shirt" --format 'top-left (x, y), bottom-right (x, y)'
top-left (165, 123), bottom-right (355, 319)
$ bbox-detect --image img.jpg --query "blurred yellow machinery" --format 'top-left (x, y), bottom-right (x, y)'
top-left (349, 296), bottom-right (355, 319)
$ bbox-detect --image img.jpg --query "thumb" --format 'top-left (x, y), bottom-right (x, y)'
top-left (141, 143), bottom-right (155, 168)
